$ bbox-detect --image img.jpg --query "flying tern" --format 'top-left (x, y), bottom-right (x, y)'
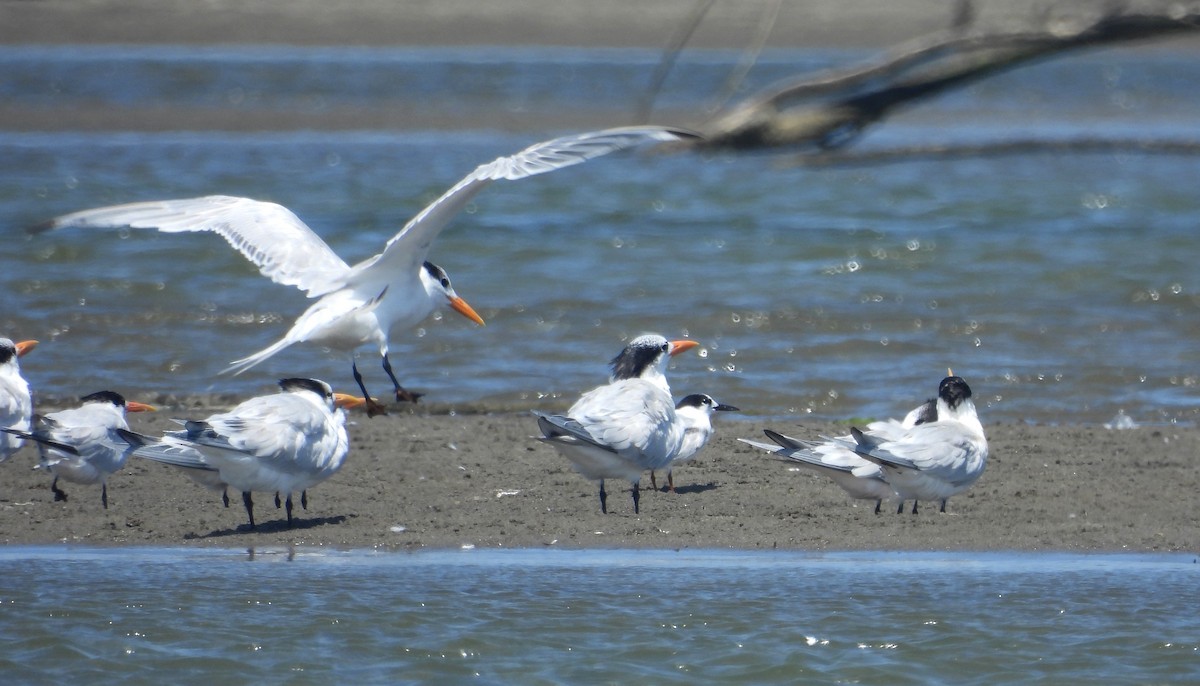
top-left (0, 338), bottom-right (37, 463)
top-left (35, 126), bottom-right (698, 416)
top-left (3, 390), bottom-right (155, 508)
top-left (120, 377), bottom-right (365, 529)
top-left (740, 398), bottom-right (935, 514)
top-left (655, 393), bottom-right (738, 493)
top-left (835, 375), bottom-right (987, 514)
top-left (534, 334), bottom-right (699, 514)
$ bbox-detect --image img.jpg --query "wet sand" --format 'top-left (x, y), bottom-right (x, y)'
top-left (0, 399), bottom-right (1195, 552)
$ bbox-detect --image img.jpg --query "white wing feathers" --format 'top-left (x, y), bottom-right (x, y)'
top-left (358, 126), bottom-right (697, 279)
top-left (39, 195), bottom-right (351, 298)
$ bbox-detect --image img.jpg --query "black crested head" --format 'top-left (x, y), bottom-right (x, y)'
top-left (677, 393), bottom-right (740, 412)
top-left (676, 393), bottom-right (714, 410)
top-left (80, 390), bottom-right (127, 407)
top-left (938, 376), bottom-right (972, 410)
top-left (278, 377), bottom-right (333, 399)
top-left (422, 261), bottom-right (452, 289)
top-left (0, 339), bottom-right (15, 365)
top-left (610, 334), bottom-right (670, 381)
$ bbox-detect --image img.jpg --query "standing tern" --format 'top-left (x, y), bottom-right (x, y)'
top-left (0, 338), bottom-right (37, 463)
top-left (534, 334), bottom-right (699, 514)
top-left (740, 398), bottom-right (935, 514)
top-left (2, 390), bottom-right (155, 508)
top-left (656, 393), bottom-right (739, 493)
top-left (836, 375), bottom-right (987, 514)
top-left (120, 378), bottom-right (365, 529)
top-left (35, 126), bottom-right (698, 416)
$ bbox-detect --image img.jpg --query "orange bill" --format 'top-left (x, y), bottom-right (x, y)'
top-left (449, 296), bottom-right (486, 326)
top-left (126, 401), bottom-right (156, 413)
top-left (669, 339), bottom-right (700, 356)
top-left (333, 393), bottom-right (369, 410)
top-left (15, 340), bottom-right (38, 357)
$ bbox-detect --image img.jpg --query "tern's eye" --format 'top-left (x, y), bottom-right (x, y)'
top-left (660, 343), bottom-right (669, 353)
top-left (441, 278), bottom-right (451, 288)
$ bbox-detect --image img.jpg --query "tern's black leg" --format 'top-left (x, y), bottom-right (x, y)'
top-left (301, 490), bottom-right (308, 510)
top-left (911, 500), bottom-right (919, 515)
top-left (667, 470), bottom-right (676, 493)
top-left (242, 491), bottom-right (256, 529)
top-left (51, 476), bottom-right (68, 502)
top-left (352, 361), bottom-right (388, 417)
top-left (101, 483), bottom-right (108, 510)
top-left (285, 494), bottom-right (294, 525)
top-left (221, 488), bottom-right (230, 508)
top-left (873, 499), bottom-right (882, 515)
top-left (632, 481), bottom-right (640, 514)
top-left (939, 499), bottom-right (948, 513)
top-left (598, 480), bottom-right (608, 514)
top-left (650, 471), bottom-right (659, 491)
top-left (382, 353), bottom-right (423, 404)
top-left (274, 492), bottom-right (282, 509)
top-left (896, 501), bottom-right (905, 514)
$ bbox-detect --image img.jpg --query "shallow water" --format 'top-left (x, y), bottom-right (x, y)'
top-left (0, 547), bottom-right (1196, 684)
top-left (2, 45), bottom-right (1199, 423)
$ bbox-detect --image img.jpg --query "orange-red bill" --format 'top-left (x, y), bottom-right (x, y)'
top-left (15, 340), bottom-right (38, 357)
top-left (333, 393), bottom-right (369, 410)
top-left (126, 401), bottom-right (156, 413)
top-left (669, 339), bottom-right (700, 356)
top-left (449, 296), bottom-right (486, 326)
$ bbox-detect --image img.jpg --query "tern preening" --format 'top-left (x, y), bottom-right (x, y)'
top-left (534, 334), bottom-right (699, 514)
top-left (741, 398), bottom-right (936, 514)
top-left (0, 338), bottom-right (37, 463)
top-left (835, 375), bottom-right (987, 514)
top-left (120, 378), bottom-right (364, 529)
top-left (35, 126), bottom-right (698, 416)
top-left (2, 390), bottom-right (155, 508)
top-left (657, 393), bottom-right (738, 493)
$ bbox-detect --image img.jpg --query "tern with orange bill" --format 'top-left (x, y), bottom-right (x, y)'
top-left (119, 378), bottom-right (365, 529)
top-left (0, 338), bottom-right (37, 463)
top-left (35, 126), bottom-right (698, 415)
top-left (535, 334), bottom-right (699, 514)
top-left (3, 390), bottom-right (155, 508)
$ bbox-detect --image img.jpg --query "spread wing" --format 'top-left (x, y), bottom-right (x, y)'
top-left (348, 126), bottom-right (699, 281)
top-left (34, 195), bottom-right (351, 298)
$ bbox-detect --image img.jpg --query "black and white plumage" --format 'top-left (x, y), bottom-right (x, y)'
top-left (534, 334), bottom-right (700, 514)
top-left (836, 375), bottom-right (987, 514)
top-left (2, 390), bottom-right (155, 508)
top-left (35, 126), bottom-right (698, 416)
top-left (658, 393), bottom-right (739, 492)
top-left (740, 398), bottom-right (936, 514)
top-left (0, 338), bottom-right (37, 463)
top-left (121, 378), bottom-right (364, 529)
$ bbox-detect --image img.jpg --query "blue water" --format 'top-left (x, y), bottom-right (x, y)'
top-left (0, 547), bottom-right (1196, 683)
top-left (2, 45), bottom-right (1200, 423)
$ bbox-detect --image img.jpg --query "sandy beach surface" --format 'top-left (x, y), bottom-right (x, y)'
top-left (0, 398), bottom-right (1195, 553)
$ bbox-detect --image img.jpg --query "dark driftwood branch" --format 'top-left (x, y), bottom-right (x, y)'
top-left (692, 3), bottom-right (1200, 152)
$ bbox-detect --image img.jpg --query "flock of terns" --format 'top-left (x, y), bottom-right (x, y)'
top-left (1, 124), bottom-right (990, 531)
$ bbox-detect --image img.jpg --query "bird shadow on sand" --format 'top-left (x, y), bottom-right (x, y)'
top-left (651, 482), bottom-right (719, 496)
top-left (186, 514), bottom-right (348, 539)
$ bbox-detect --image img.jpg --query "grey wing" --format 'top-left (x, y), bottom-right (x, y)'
top-left (571, 381), bottom-right (678, 464)
top-left (533, 411), bottom-right (614, 453)
top-left (881, 423), bottom-right (982, 480)
top-left (350, 126), bottom-right (699, 279)
top-left (36, 195), bottom-right (351, 297)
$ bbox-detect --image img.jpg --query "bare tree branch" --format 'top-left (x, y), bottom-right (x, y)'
top-left (689, 2), bottom-right (1200, 152)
